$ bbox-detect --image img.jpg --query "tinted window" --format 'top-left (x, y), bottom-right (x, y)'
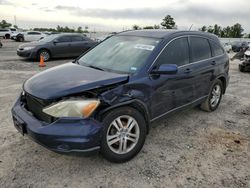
top-left (71, 36), bottom-right (84, 42)
top-left (27, 32), bottom-right (41, 35)
top-left (57, 36), bottom-right (71, 43)
top-left (210, 40), bottom-right (224, 56)
top-left (0, 29), bottom-right (9, 32)
top-left (190, 37), bottom-right (211, 62)
top-left (155, 37), bottom-right (189, 67)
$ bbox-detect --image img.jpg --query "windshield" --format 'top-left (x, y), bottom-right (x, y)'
top-left (78, 35), bottom-right (161, 74)
top-left (39, 34), bottom-right (58, 42)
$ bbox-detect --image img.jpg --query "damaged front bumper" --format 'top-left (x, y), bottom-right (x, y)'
top-left (11, 95), bottom-right (103, 153)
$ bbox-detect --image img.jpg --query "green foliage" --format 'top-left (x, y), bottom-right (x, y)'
top-left (132, 25), bottom-right (141, 30)
top-left (199, 23), bottom-right (244, 38)
top-left (0, 20), bottom-right (12, 28)
top-left (143, 26), bottom-right (154, 29)
top-left (161, 15), bottom-right (176, 29)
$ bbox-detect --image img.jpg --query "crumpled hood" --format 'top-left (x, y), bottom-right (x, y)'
top-left (23, 63), bottom-right (129, 100)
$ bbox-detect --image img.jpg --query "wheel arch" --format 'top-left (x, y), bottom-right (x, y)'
top-left (216, 75), bottom-right (226, 94)
top-left (98, 99), bottom-right (150, 134)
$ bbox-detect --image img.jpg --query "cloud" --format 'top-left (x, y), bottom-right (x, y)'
top-left (54, 3), bottom-right (250, 30)
top-left (0, 0), bottom-right (12, 5)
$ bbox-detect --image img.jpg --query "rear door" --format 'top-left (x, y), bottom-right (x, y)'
top-left (70, 36), bottom-right (91, 56)
top-left (51, 36), bottom-right (72, 57)
top-left (188, 36), bottom-right (214, 99)
top-left (25, 32), bottom-right (43, 41)
top-left (150, 37), bottom-right (195, 119)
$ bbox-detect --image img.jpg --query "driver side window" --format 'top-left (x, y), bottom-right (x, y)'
top-left (155, 37), bottom-right (189, 67)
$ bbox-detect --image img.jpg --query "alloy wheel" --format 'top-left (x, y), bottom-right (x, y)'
top-left (106, 115), bottom-right (140, 154)
top-left (210, 84), bottom-right (221, 108)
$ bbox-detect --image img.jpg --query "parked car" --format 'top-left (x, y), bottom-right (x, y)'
top-left (231, 41), bottom-right (248, 52)
top-left (0, 28), bottom-right (18, 39)
top-left (11, 31), bottom-right (46, 42)
top-left (12, 30), bottom-right (229, 162)
top-left (17, 33), bottom-right (98, 61)
top-left (223, 42), bottom-right (232, 53)
top-left (239, 49), bottom-right (250, 72)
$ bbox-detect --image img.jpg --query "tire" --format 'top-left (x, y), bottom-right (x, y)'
top-left (200, 79), bottom-right (223, 112)
top-left (5, 34), bottom-right (10, 39)
top-left (17, 37), bottom-right (24, 42)
top-left (100, 107), bottom-right (147, 163)
top-left (38, 49), bottom-right (50, 62)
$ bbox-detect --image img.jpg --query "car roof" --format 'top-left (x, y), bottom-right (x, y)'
top-left (117, 29), bottom-right (219, 41)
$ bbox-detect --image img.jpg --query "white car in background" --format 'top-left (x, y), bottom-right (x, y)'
top-left (11, 31), bottom-right (47, 42)
top-left (222, 42), bottom-right (232, 53)
top-left (0, 28), bottom-right (18, 39)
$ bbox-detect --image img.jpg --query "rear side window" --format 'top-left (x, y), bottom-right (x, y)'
top-left (27, 32), bottom-right (41, 35)
top-left (0, 29), bottom-right (9, 32)
top-left (190, 37), bottom-right (211, 62)
top-left (57, 36), bottom-right (71, 43)
top-left (210, 40), bottom-right (224, 56)
top-left (155, 37), bottom-right (189, 67)
top-left (71, 36), bottom-right (84, 42)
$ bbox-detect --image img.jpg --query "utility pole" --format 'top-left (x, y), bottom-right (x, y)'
top-left (14, 15), bottom-right (17, 26)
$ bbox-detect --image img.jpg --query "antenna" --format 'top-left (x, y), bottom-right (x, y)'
top-left (189, 24), bottom-right (193, 31)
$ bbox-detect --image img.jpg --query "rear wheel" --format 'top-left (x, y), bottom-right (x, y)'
top-left (5, 34), bottom-right (10, 39)
top-left (17, 36), bottom-right (24, 42)
top-left (200, 79), bottom-right (223, 112)
top-left (101, 107), bottom-right (147, 163)
top-left (38, 49), bottom-right (50, 62)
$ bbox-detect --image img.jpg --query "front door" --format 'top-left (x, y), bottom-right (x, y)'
top-left (149, 37), bottom-right (195, 119)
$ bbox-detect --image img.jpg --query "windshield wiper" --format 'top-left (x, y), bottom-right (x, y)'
top-left (88, 65), bottom-right (105, 71)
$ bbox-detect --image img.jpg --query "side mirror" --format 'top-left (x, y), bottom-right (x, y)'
top-left (53, 39), bottom-right (59, 44)
top-left (151, 64), bottom-right (178, 75)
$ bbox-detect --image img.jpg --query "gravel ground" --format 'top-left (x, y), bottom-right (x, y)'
top-left (0, 39), bottom-right (249, 188)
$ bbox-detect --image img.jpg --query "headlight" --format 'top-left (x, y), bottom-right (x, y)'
top-left (23, 47), bottom-right (35, 50)
top-left (42, 100), bottom-right (100, 118)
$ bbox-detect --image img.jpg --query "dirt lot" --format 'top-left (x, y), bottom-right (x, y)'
top-left (0, 39), bottom-right (249, 188)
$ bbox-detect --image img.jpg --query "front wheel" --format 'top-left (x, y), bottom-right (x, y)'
top-left (200, 79), bottom-right (223, 112)
top-left (38, 49), bottom-right (50, 62)
top-left (101, 107), bottom-right (147, 163)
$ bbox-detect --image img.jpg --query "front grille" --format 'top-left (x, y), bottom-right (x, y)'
top-left (24, 94), bottom-right (55, 123)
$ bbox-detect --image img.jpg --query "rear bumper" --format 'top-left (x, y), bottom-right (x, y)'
top-left (11, 95), bottom-right (103, 153)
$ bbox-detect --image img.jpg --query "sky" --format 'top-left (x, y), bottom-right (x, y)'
top-left (0, 0), bottom-right (250, 32)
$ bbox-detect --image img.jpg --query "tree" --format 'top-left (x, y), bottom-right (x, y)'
top-left (230, 23), bottom-right (244, 38)
top-left (77, 26), bottom-right (83, 33)
top-left (207, 26), bottom-right (214, 33)
top-left (200, 26), bottom-right (207, 32)
top-left (161, 15), bottom-right (176, 29)
top-left (132, 25), bottom-right (140, 30)
top-left (213, 24), bottom-right (221, 36)
top-left (0, 20), bottom-right (12, 28)
top-left (13, 25), bottom-right (18, 29)
top-left (143, 26), bottom-right (154, 29)
top-left (154, 25), bottom-right (160, 29)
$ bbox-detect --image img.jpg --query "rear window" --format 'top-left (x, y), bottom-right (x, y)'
top-left (190, 37), bottom-right (212, 62)
top-left (210, 40), bottom-right (224, 56)
top-left (57, 36), bottom-right (71, 43)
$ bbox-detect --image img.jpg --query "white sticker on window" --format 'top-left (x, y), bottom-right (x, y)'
top-left (134, 44), bottom-right (155, 51)
top-left (130, 67), bottom-right (137, 71)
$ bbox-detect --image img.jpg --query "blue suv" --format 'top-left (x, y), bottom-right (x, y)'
top-left (11, 30), bottom-right (229, 162)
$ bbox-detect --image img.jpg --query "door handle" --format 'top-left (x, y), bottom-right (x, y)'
top-left (211, 61), bottom-right (216, 65)
top-left (184, 68), bottom-right (192, 74)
